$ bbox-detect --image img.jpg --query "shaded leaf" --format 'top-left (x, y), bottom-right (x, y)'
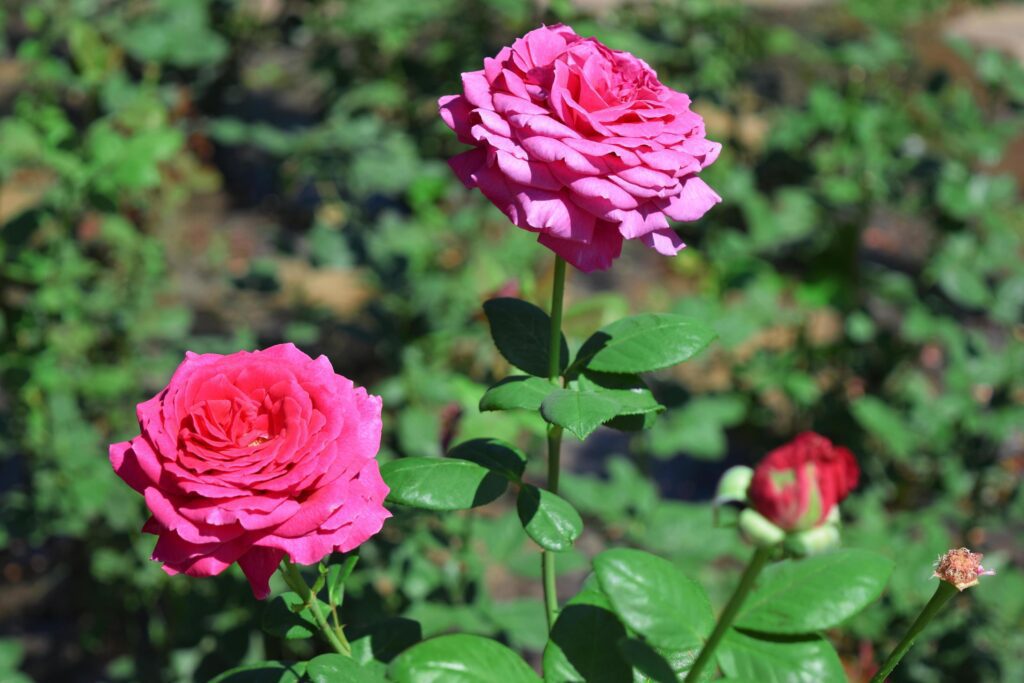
top-left (350, 617), bottom-right (423, 665)
top-left (447, 438), bottom-right (527, 481)
top-left (618, 639), bottom-right (677, 683)
top-left (543, 588), bottom-right (632, 683)
top-left (484, 298), bottom-right (569, 377)
top-left (605, 412), bottom-right (659, 432)
top-left (208, 661), bottom-right (307, 683)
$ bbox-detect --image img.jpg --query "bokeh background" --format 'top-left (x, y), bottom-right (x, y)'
top-left (1, 0), bottom-right (1022, 681)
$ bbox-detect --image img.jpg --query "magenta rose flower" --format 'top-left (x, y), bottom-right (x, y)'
top-left (439, 24), bottom-right (721, 272)
top-left (109, 343), bottom-right (389, 598)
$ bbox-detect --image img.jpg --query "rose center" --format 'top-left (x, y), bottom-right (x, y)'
top-left (181, 394), bottom-right (280, 456)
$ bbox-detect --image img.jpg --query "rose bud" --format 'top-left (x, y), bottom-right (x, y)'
top-left (439, 24), bottom-right (721, 272)
top-left (748, 432), bottom-right (859, 533)
top-left (109, 344), bottom-right (390, 599)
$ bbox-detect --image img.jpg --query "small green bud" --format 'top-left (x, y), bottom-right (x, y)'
top-left (713, 466), bottom-right (754, 506)
top-left (784, 522), bottom-right (840, 556)
top-left (738, 508), bottom-right (786, 547)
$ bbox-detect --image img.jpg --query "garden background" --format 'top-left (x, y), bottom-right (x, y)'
top-left (1, 0), bottom-right (1022, 681)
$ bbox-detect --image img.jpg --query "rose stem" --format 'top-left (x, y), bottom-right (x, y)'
top-left (684, 545), bottom-right (773, 682)
top-left (280, 560), bottom-right (352, 656)
top-left (542, 255), bottom-right (567, 631)
top-left (869, 581), bottom-right (958, 682)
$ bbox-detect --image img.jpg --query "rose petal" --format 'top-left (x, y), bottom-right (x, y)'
top-left (641, 228), bottom-right (686, 256)
top-left (238, 546), bottom-right (286, 599)
top-left (663, 176), bottom-right (721, 222)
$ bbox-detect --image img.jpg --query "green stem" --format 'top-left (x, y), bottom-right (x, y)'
top-left (685, 545), bottom-right (773, 682)
top-left (327, 601), bottom-right (351, 654)
top-left (547, 256), bottom-right (566, 383)
top-left (869, 581), bottom-right (958, 683)
top-left (542, 423), bottom-right (564, 630)
top-left (280, 561), bottom-right (352, 656)
top-left (542, 256), bottom-right (567, 631)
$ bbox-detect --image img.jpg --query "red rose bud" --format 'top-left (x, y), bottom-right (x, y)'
top-left (748, 432), bottom-right (859, 532)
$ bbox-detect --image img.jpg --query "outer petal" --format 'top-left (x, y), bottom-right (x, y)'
top-left (238, 546), bottom-right (286, 599)
top-left (519, 188), bottom-right (595, 242)
top-left (641, 228), bottom-right (686, 256)
top-left (538, 222), bottom-right (623, 273)
top-left (448, 148), bottom-right (488, 190)
top-left (663, 177), bottom-right (721, 222)
top-left (110, 436), bottom-right (163, 494)
top-left (438, 95), bottom-right (475, 145)
top-left (461, 70), bottom-right (493, 110)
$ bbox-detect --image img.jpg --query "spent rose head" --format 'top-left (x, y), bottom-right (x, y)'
top-left (748, 432), bottom-right (859, 532)
top-left (109, 343), bottom-right (390, 598)
top-left (439, 24), bottom-right (720, 272)
top-left (933, 547), bottom-right (996, 591)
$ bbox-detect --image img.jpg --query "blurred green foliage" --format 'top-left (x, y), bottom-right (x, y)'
top-left (0, 0), bottom-right (1021, 681)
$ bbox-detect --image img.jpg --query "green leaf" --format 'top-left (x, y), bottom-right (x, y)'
top-left (517, 485), bottom-right (583, 552)
top-left (480, 375), bottom-right (555, 412)
top-left (593, 548), bottom-right (713, 651)
top-left (717, 630), bottom-right (846, 683)
top-left (541, 389), bottom-right (622, 439)
top-left (326, 555), bottom-right (359, 607)
top-left (574, 314), bottom-right (716, 374)
top-left (617, 639), bottom-right (679, 683)
top-left (543, 588), bottom-right (632, 683)
top-left (307, 654), bottom-right (388, 683)
top-left (447, 438), bottom-right (527, 481)
top-left (577, 371), bottom-right (665, 416)
top-left (484, 298), bottom-right (569, 377)
top-left (391, 634), bottom-right (541, 683)
top-left (605, 412), bottom-right (660, 432)
top-left (0, 639), bottom-right (25, 672)
top-left (382, 457), bottom-right (508, 510)
top-left (261, 593), bottom-right (331, 640)
top-left (208, 661), bottom-right (307, 683)
top-left (350, 618), bottom-right (423, 665)
top-left (735, 549), bottom-right (894, 634)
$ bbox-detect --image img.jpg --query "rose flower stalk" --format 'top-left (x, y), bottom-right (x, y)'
top-left (439, 21), bottom-right (722, 632)
top-left (439, 23), bottom-right (721, 272)
top-left (688, 432), bottom-right (860, 682)
top-left (109, 344), bottom-right (389, 601)
top-left (869, 548), bottom-right (995, 682)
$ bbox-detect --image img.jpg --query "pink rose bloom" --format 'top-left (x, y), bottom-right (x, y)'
top-left (109, 344), bottom-right (389, 598)
top-left (439, 24), bottom-right (721, 272)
